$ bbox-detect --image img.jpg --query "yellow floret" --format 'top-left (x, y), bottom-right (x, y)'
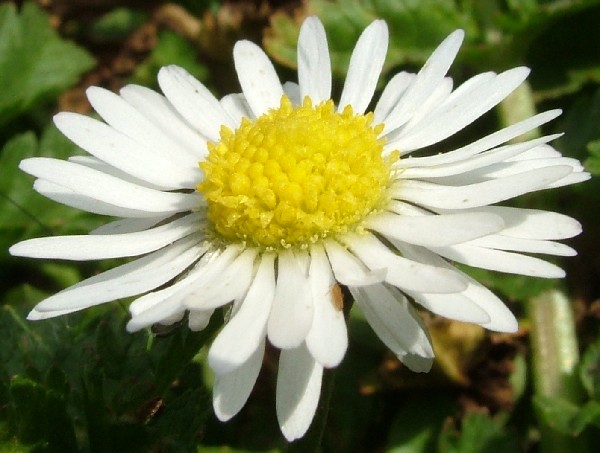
top-left (198, 95), bottom-right (397, 249)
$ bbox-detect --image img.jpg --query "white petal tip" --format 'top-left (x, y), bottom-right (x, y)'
top-left (510, 66), bottom-right (532, 81)
top-left (281, 422), bottom-right (312, 442)
top-left (400, 354), bottom-right (434, 373)
top-left (213, 402), bottom-right (235, 423)
top-left (26, 308), bottom-right (75, 321)
top-left (157, 65), bottom-right (186, 84)
top-left (26, 310), bottom-right (44, 321)
top-left (302, 15), bottom-right (323, 28)
top-left (233, 39), bottom-right (258, 56)
top-left (125, 320), bottom-right (144, 333)
top-left (85, 85), bottom-right (104, 98)
top-left (450, 29), bottom-right (465, 40)
top-left (52, 111), bottom-right (71, 124)
top-left (371, 19), bottom-right (388, 32)
top-left (484, 317), bottom-right (519, 334)
top-left (444, 29), bottom-right (465, 48)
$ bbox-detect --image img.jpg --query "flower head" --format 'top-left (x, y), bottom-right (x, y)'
top-left (10, 17), bottom-right (588, 441)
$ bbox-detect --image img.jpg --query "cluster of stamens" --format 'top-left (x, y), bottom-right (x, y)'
top-left (198, 96), bottom-right (397, 248)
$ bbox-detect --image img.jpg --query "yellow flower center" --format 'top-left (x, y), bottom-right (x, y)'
top-left (198, 96), bottom-right (397, 249)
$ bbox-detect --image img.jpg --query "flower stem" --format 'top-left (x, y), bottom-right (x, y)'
top-left (497, 80), bottom-right (540, 142)
top-left (285, 367), bottom-right (337, 453)
top-left (498, 86), bottom-right (585, 452)
top-left (527, 290), bottom-right (584, 453)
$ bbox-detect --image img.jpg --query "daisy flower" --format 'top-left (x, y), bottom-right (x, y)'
top-left (10, 17), bottom-right (588, 441)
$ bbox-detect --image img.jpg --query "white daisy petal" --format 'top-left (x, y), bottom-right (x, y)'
top-left (67, 155), bottom-right (167, 190)
top-left (183, 248), bottom-right (258, 310)
top-left (364, 211), bottom-right (504, 247)
top-left (546, 172), bottom-right (590, 188)
top-left (267, 250), bottom-right (314, 349)
top-left (399, 135), bottom-right (561, 179)
top-left (10, 213), bottom-right (202, 260)
top-left (54, 112), bottom-right (198, 190)
top-left (209, 254), bottom-right (276, 375)
top-left (188, 309), bottom-right (214, 331)
top-left (298, 16), bottom-right (331, 103)
top-left (220, 93), bottom-right (253, 127)
top-left (458, 276), bottom-right (518, 332)
top-left (191, 247), bottom-right (256, 304)
top-left (395, 242), bottom-right (508, 324)
top-left (33, 236), bottom-right (205, 313)
top-left (400, 355), bottom-right (436, 373)
top-left (455, 206), bottom-right (582, 240)
top-left (85, 87), bottom-right (199, 167)
top-left (323, 239), bottom-right (387, 286)
top-left (471, 157), bottom-right (582, 180)
top-left (33, 179), bottom-right (159, 218)
top-left (119, 84), bottom-right (206, 157)
top-left (128, 245), bottom-right (241, 318)
top-left (374, 72), bottom-right (415, 124)
top-left (158, 311), bottom-right (187, 326)
top-left (27, 307), bottom-right (83, 320)
top-left (282, 81), bottom-right (301, 105)
top-left (381, 29), bottom-right (464, 132)
top-left (395, 110), bottom-right (563, 167)
top-left (350, 284), bottom-right (434, 372)
top-left (342, 233), bottom-right (466, 293)
top-left (509, 144), bottom-right (562, 160)
top-left (338, 20), bottom-right (388, 114)
top-left (158, 65), bottom-right (234, 141)
top-left (395, 166), bottom-right (572, 210)
top-left (469, 234), bottom-right (576, 256)
top-left (127, 306), bottom-right (185, 332)
top-left (408, 290), bottom-right (490, 324)
top-left (431, 243), bottom-right (565, 278)
top-left (90, 216), bottom-right (168, 235)
top-left (393, 76), bottom-right (454, 139)
top-left (393, 67), bottom-right (530, 151)
top-left (213, 338), bottom-right (265, 421)
top-left (276, 344), bottom-right (323, 441)
top-left (305, 245), bottom-right (348, 368)
top-left (20, 158), bottom-right (202, 214)
top-left (234, 40), bottom-right (284, 116)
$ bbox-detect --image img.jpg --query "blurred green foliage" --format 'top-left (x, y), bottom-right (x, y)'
top-left (0, 2), bottom-right (94, 129)
top-left (0, 0), bottom-right (599, 451)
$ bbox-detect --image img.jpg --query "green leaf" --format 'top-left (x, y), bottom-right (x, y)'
top-left (584, 140), bottom-right (600, 175)
top-left (438, 412), bottom-right (518, 453)
top-left (198, 448), bottom-right (280, 453)
top-left (0, 2), bottom-right (94, 127)
top-left (9, 375), bottom-right (78, 450)
top-left (580, 335), bottom-right (600, 401)
top-left (0, 288), bottom-right (220, 452)
top-left (386, 392), bottom-right (455, 453)
top-left (148, 388), bottom-right (212, 451)
top-left (533, 394), bottom-right (581, 435)
top-left (534, 395), bottom-right (600, 436)
top-left (0, 128), bottom-right (104, 255)
top-left (557, 88), bottom-right (600, 160)
top-left (0, 432), bottom-right (33, 453)
top-left (89, 7), bottom-right (148, 42)
top-left (132, 30), bottom-right (208, 88)
top-left (572, 401), bottom-right (600, 433)
top-left (527, 2), bottom-right (600, 100)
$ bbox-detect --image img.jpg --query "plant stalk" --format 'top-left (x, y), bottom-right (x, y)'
top-left (527, 290), bottom-right (584, 453)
